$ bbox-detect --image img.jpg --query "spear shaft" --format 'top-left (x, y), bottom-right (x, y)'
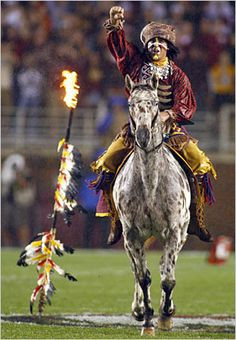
top-left (65, 108), bottom-right (74, 143)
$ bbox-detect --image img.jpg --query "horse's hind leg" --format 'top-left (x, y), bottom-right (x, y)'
top-left (158, 230), bottom-right (186, 330)
top-left (124, 238), bottom-right (155, 335)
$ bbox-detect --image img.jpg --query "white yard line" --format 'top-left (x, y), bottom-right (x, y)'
top-left (63, 314), bottom-right (235, 327)
top-left (1, 314), bottom-right (235, 328)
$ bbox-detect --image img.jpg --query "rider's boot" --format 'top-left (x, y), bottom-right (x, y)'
top-left (91, 170), bottom-right (123, 245)
top-left (107, 219), bottom-right (123, 245)
top-left (187, 175), bottom-right (213, 242)
top-left (102, 174), bottom-right (123, 245)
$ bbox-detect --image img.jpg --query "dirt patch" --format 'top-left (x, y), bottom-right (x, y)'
top-left (1, 314), bottom-right (235, 333)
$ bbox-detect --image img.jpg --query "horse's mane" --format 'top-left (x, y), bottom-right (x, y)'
top-left (132, 83), bottom-right (154, 92)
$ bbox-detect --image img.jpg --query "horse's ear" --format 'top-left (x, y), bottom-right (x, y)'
top-left (150, 73), bottom-right (159, 90)
top-left (125, 74), bottom-right (134, 92)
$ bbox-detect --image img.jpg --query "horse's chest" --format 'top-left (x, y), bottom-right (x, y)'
top-left (115, 184), bottom-right (166, 231)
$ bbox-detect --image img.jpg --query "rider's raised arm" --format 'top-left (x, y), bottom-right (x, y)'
top-left (171, 63), bottom-right (197, 124)
top-left (104, 6), bottom-right (142, 79)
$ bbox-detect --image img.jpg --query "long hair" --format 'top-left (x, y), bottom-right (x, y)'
top-left (167, 41), bottom-right (180, 61)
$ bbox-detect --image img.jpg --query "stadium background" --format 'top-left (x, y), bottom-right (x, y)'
top-left (1, 1), bottom-right (235, 250)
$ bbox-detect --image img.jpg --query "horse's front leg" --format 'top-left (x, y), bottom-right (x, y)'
top-left (124, 235), bottom-right (155, 336)
top-left (132, 279), bottom-right (144, 321)
top-left (158, 226), bottom-right (187, 330)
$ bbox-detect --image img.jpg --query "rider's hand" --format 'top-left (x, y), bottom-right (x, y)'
top-left (110, 6), bottom-right (125, 29)
top-left (160, 110), bottom-right (175, 122)
top-left (160, 111), bottom-right (171, 122)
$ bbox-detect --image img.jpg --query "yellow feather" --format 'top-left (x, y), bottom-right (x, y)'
top-left (57, 138), bottom-right (65, 152)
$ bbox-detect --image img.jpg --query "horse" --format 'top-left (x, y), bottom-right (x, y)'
top-left (112, 74), bottom-right (191, 335)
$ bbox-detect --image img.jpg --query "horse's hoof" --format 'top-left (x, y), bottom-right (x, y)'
top-left (157, 316), bottom-right (173, 331)
top-left (141, 326), bottom-right (155, 336)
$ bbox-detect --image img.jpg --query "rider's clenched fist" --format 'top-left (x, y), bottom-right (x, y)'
top-left (109, 6), bottom-right (125, 29)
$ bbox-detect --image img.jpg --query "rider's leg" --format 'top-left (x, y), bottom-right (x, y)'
top-left (178, 138), bottom-right (217, 242)
top-left (91, 135), bottom-right (131, 175)
top-left (180, 138), bottom-right (217, 180)
top-left (91, 134), bottom-right (133, 245)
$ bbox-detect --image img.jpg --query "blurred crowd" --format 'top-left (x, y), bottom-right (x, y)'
top-left (2, 1), bottom-right (235, 113)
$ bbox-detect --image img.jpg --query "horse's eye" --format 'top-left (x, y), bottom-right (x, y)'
top-left (147, 101), bottom-right (151, 106)
top-left (155, 101), bottom-right (159, 106)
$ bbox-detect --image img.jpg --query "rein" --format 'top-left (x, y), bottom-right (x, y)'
top-left (135, 138), bottom-right (163, 153)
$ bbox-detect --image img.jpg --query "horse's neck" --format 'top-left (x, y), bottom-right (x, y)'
top-left (133, 145), bottom-right (167, 189)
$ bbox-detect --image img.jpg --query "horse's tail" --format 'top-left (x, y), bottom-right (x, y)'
top-left (144, 236), bottom-right (156, 250)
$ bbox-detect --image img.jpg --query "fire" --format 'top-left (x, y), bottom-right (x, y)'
top-left (60, 70), bottom-right (80, 109)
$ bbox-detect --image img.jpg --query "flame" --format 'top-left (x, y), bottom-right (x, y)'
top-left (60, 70), bottom-right (80, 109)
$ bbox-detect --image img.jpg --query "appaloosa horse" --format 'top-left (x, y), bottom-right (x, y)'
top-left (112, 74), bottom-right (191, 335)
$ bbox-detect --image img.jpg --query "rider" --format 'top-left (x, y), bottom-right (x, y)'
top-left (90, 6), bottom-right (217, 245)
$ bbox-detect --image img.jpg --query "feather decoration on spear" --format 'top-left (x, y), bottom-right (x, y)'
top-left (17, 229), bottom-right (76, 314)
top-left (17, 70), bottom-right (86, 314)
top-left (53, 140), bottom-right (86, 226)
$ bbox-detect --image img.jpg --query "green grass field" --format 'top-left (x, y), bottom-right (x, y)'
top-left (1, 248), bottom-right (235, 339)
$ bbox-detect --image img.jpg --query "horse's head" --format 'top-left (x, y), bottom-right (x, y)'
top-left (125, 74), bottom-right (162, 152)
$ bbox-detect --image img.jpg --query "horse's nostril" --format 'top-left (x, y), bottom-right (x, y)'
top-left (136, 127), bottom-right (150, 148)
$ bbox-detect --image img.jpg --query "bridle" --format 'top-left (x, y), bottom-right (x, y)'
top-left (135, 137), bottom-right (163, 153)
top-left (128, 96), bottom-right (164, 153)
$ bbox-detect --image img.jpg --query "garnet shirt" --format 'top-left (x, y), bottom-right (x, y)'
top-left (107, 29), bottom-right (197, 124)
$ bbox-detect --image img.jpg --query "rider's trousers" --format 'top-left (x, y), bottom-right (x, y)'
top-left (91, 132), bottom-right (217, 180)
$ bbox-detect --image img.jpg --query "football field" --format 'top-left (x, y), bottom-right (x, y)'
top-left (1, 248), bottom-right (235, 339)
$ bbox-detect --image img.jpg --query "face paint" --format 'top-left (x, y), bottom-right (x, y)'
top-left (147, 38), bottom-right (168, 61)
top-left (147, 37), bottom-right (160, 57)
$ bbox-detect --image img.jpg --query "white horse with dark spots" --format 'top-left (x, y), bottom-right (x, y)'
top-left (112, 74), bottom-right (191, 335)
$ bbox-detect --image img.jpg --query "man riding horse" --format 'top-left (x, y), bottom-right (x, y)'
top-left (90, 6), bottom-right (217, 245)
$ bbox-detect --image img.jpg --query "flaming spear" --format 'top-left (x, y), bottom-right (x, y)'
top-left (17, 70), bottom-right (86, 315)
top-left (53, 70), bottom-right (86, 228)
top-left (61, 70), bottom-right (79, 142)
